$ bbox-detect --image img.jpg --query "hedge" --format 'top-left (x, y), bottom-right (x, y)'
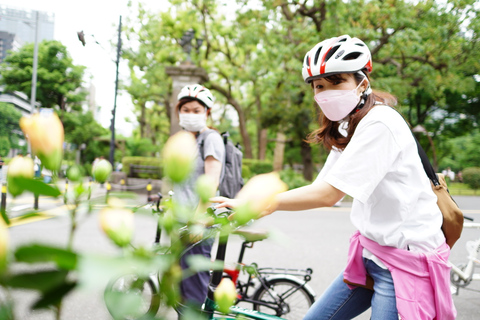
top-left (242, 159), bottom-right (273, 179)
top-left (463, 167), bottom-right (480, 191)
top-left (122, 157), bottom-right (163, 179)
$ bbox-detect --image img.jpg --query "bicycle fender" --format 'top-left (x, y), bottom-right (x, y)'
top-left (264, 274), bottom-right (316, 298)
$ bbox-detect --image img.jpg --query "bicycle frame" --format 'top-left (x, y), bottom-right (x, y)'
top-left (451, 222), bottom-right (480, 294)
top-left (223, 241), bottom-right (315, 313)
top-left (204, 233), bottom-right (289, 320)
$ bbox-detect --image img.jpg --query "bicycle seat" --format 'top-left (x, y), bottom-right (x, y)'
top-left (233, 228), bottom-right (269, 242)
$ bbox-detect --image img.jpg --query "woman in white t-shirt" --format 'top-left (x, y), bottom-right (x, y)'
top-left (213, 35), bottom-right (453, 319)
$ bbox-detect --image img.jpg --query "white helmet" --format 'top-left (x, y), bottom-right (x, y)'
top-left (302, 35), bottom-right (373, 83)
top-left (177, 84), bottom-right (214, 109)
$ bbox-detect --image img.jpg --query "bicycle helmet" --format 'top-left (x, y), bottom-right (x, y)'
top-left (177, 84), bottom-right (214, 109)
top-left (302, 35), bottom-right (373, 83)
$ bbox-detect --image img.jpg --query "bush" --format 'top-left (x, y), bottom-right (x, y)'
top-left (462, 167), bottom-right (480, 191)
top-left (122, 157), bottom-right (163, 179)
top-left (279, 169), bottom-right (310, 190)
top-left (242, 159), bottom-right (273, 179)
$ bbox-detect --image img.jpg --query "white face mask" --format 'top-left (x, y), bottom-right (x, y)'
top-left (179, 113), bottom-right (207, 132)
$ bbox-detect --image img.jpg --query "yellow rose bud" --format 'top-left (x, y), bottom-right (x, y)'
top-left (196, 174), bottom-right (217, 204)
top-left (233, 172), bottom-right (287, 224)
top-left (162, 131), bottom-right (196, 183)
top-left (19, 111), bottom-right (64, 171)
top-left (99, 198), bottom-right (134, 247)
top-left (0, 219), bottom-right (9, 270)
top-left (214, 278), bottom-right (237, 314)
top-left (92, 159), bottom-right (112, 183)
top-left (7, 156), bottom-right (34, 197)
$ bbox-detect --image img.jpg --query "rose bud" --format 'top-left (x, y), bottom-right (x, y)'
top-left (0, 220), bottom-right (8, 270)
top-left (66, 165), bottom-right (83, 182)
top-left (214, 278), bottom-right (237, 314)
top-left (196, 174), bottom-right (217, 204)
top-left (99, 198), bottom-right (134, 247)
top-left (7, 156), bottom-right (34, 197)
top-left (19, 111), bottom-right (64, 171)
top-left (233, 172), bottom-right (287, 225)
top-left (162, 131), bottom-right (196, 183)
top-left (92, 159), bottom-right (112, 184)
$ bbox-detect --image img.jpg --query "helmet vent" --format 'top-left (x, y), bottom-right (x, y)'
top-left (355, 43), bottom-right (365, 47)
top-left (313, 46), bottom-right (323, 65)
top-left (338, 37), bottom-right (348, 43)
top-left (343, 52), bottom-right (362, 60)
top-left (324, 45), bottom-right (340, 62)
top-left (305, 55), bottom-right (310, 67)
top-left (335, 50), bottom-right (345, 59)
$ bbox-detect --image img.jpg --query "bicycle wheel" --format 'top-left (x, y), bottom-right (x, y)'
top-left (104, 274), bottom-right (160, 320)
top-left (252, 278), bottom-right (315, 320)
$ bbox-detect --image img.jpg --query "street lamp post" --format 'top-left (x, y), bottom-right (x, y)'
top-left (109, 15), bottom-right (122, 167)
top-left (412, 124), bottom-right (438, 171)
top-left (30, 10), bottom-right (39, 112)
top-left (77, 16), bottom-right (122, 166)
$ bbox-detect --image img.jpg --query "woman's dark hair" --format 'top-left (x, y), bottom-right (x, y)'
top-left (175, 97), bottom-right (210, 116)
top-left (306, 72), bottom-right (397, 151)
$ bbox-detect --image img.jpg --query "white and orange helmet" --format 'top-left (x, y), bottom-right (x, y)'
top-left (177, 84), bottom-right (214, 109)
top-left (302, 35), bottom-right (373, 83)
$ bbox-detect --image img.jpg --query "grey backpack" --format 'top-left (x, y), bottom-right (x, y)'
top-left (201, 131), bottom-right (244, 198)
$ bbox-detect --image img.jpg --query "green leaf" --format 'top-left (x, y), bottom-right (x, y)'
top-left (15, 245), bottom-right (78, 270)
top-left (0, 301), bottom-right (14, 320)
top-left (32, 281), bottom-right (76, 310)
top-left (3, 270), bottom-right (68, 291)
top-left (185, 255), bottom-right (224, 273)
top-left (1, 209), bottom-right (9, 226)
top-left (10, 177), bottom-right (61, 197)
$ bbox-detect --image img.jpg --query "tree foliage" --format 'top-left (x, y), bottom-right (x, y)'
top-left (122, 0), bottom-right (480, 179)
top-left (0, 102), bottom-right (23, 155)
top-left (0, 40), bottom-right (87, 112)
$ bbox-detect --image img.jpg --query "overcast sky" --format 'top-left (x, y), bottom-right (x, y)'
top-left (0, 0), bottom-right (161, 136)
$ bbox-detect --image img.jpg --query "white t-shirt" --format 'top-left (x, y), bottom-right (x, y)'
top-left (314, 106), bottom-right (444, 264)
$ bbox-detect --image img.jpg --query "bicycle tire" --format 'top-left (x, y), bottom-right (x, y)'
top-left (252, 278), bottom-right (315, 320)
top-left (104, 274), bottom-right (161, 320)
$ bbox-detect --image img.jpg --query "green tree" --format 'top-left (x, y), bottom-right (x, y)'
top-left (61, 111), bottom-right (109, 164)
top-left (0, 102), bottom-right (23, 155)
top-left (0, 40), bottom-right (86, 112)
top-left (122, 0), bottom-right (480, 180)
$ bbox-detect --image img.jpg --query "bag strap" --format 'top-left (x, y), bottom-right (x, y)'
top-left (389, 106), bottom-right (440, 187)
top-left (414, 137), bottom-right (440, 187)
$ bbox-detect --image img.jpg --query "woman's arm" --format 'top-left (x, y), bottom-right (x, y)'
top-left (275, 180), bottom-right (345, 211)
top-left (212, 180), bottom-right (345, 217)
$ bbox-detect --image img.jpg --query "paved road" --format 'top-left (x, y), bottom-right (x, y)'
top-left (4, 192), bottom-right (480, 319)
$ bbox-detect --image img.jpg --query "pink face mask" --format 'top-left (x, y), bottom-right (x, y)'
top-left (314, 79), bottom-right (366, 121)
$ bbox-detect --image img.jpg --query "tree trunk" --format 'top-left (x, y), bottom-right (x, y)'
top-left (301, 140), bottom-right (313, 181)
top-left (258, 128), bottom-right (267, 160)
top-left (139, 101), bottom-right (146, 138)
top-left (273, 132), bottom-right (286, 171)
top-left (209, 83), bottom-right (253, 158)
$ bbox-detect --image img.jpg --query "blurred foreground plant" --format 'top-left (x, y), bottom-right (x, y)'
top-left (0, 125), bottom-right (288, 320)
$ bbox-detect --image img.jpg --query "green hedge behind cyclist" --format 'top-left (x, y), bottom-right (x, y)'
top-left (173, 84), bottom-right (225, 317)
top-left (212, 35), bottom-right (455, 320)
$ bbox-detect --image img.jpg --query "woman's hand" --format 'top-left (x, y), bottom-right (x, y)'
top-left (210, 196), bottom-right (277, 220)
top-left (210, 196), bottom-right (242, 209)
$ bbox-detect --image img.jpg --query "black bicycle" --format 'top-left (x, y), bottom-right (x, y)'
top-left (104, 193), bottom-right (316, 319)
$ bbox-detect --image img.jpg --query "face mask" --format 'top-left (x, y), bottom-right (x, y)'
top-left (179, 113), bottom-right (207, 132)
top-left (314, 79), bottom-right (366, 121)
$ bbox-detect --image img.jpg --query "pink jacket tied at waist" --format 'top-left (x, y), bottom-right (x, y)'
top-left (344, 231), bottom-right (456, 320)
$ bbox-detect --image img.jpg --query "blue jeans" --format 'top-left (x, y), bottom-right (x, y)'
top-left (304, 259), bottom-right (398, 320)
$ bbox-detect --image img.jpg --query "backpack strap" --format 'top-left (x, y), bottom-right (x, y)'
top-left (199, 129), bottom-right (215, 160)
